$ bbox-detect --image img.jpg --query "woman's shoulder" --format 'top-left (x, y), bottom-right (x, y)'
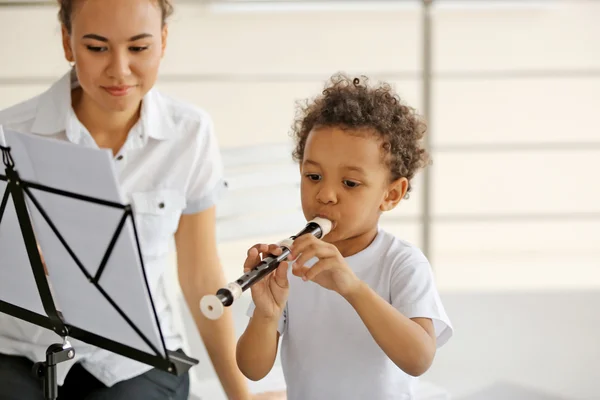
top-left (0, 93), bottom-right (42, 132)
top-left (153, 90), bottom-right (213, 131)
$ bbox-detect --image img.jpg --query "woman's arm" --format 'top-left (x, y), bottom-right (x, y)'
top-left (175, 205), bottom-right (251, 400)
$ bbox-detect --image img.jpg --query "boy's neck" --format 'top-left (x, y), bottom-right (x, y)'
top-left (332, 225), bottom-right (379, 258)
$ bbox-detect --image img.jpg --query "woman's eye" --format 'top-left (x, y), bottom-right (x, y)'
top-left (86, 46), bottom-right (106, 52)
top-left (343, 180), bottom-right (360, 188)
top-left (85, 46), bottom-right (149, 53)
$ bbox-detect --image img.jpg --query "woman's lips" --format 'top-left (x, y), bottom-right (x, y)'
top-left (103, 85), bottom-right (134, 97)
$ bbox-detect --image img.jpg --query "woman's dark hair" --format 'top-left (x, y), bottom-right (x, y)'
top-left (57, 0), bottom-right (174, 34)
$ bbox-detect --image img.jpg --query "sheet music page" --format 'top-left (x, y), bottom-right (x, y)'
top-left (2, 128), bottom-right (165, 358)
top-left (0, 179), bottom-right (46, 315)
top-left (2, 128), bottom-right (124, 203)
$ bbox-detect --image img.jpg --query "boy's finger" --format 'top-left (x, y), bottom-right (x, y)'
top-left (294, 245), bottom-right (319, 270)
top-left (292, 264), bottom-right (310, 278)
top-left (244, 247), bottom-right (260, 271)
top-left (247, 244), bottom-right (262, 256)
top-left (257, 243), bottom-right (270, 256)
top-left (303, 260), bottom-right (329, 282)
top-left (268, 244), bottom-right (283, 256)
top-left (288, 234), bottom-right (316, 258)
top-left (273, 261), bottom-right (289, 288)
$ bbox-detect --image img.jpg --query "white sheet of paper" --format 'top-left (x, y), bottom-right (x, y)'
top-left (0, 128), bottom-right (165, 357)
top-left (0, 179), bottom-right (46, 315)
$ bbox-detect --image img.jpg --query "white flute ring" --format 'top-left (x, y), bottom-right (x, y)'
top-left (200, 295), bottom-right (224, 320)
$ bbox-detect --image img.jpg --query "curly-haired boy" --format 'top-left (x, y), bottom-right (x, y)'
top-left (237, 73), bottom-right (453, 400)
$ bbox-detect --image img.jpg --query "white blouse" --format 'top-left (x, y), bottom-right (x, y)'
top-left (0, 69), bottom-right (226, 386)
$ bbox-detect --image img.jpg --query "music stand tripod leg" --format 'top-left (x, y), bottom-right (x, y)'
top-left (32, 338), bottom-right (75, 400)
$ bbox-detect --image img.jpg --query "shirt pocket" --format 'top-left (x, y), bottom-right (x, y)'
top-left (130, 189), bottom-right (186, 258)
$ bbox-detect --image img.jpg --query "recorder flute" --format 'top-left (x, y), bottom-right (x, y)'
top-left (199, 217), bottom-right (332, 320)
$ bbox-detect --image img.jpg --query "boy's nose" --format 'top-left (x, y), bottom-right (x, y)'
top-left (316, 186), bottom-right (337, 204)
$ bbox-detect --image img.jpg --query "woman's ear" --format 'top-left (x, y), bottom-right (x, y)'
top-left (161, 24), bottom-right (169, 58)
top-left (380, 177), bottom-right (408, 212)
top-left (61, 25), bottom-right (74, 63)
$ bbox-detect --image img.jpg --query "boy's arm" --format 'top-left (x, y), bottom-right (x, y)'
top-left (289, 235), bottom-right (451, 378)
top-left (175, 208), bottom-right (251, 400)
top-left (343, 282), bottom-right (437, 377)
top-left (236, 314), bottom-right (281, 381)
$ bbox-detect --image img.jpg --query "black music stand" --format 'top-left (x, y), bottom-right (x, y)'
top-left (0, 127), bottom-right (198, 400)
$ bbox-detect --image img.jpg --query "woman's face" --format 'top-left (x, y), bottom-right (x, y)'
top-left (61, 0), bottom-right (168, 113)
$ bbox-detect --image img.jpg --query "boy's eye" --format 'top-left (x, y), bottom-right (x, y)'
top-left (305, 174), bottom-right (321, 181)
top-left (343, 180), bottom-right (360, 188)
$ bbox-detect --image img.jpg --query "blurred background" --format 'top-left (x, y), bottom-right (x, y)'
top-left (1, 0), bottom-right (598, 399)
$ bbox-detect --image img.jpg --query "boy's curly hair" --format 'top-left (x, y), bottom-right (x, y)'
top-left (291, 73), bottom-right (430, 198)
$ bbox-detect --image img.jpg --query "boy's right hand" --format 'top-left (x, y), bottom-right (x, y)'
top-left (244, 243), bottom-right (290, 320)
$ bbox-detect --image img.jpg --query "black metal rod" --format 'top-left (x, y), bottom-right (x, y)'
top-left (0, 299), bottom-right (56, 332)
top-left (0, 185), bottom-right (10, 226)
top-left (127, 207), bottom-right (169, 357)
top-left (4, 167), bottom-right (66, 336)
top-left (25, 181), bottom-right (126, 210)
top-left (93, 209), bottom-right (130, 284)
top-left (22, 186), bottom-right (94, 281)
top-left (66, 325), bottom-right (173, 373)
top-left (0, 146), bottom-right (15, 169)
top-left (89, 274), bottom-right (164, 358)
top-left (42, 361), bottom-right (57, 400)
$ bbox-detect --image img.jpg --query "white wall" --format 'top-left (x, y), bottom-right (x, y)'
top-left (2, 2), bottom-right (598, 291)
top-left (1, 1), bottom-right (599, 398)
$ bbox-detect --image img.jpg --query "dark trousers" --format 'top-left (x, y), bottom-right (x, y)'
top-left (0, 353), bottom-right (190, 400)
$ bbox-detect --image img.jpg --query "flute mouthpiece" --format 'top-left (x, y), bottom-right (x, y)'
top-left (309, 217), bottom-right (333, 237)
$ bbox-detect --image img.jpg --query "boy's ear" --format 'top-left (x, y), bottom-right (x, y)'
top-left (380, 177), bottom-right (409, 212)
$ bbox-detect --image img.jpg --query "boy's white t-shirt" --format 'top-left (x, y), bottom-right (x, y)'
top-left (247, 227), bottom-right (453, 400)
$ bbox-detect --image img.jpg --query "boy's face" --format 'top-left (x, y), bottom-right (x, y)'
top-left (300, 126), bottom-right (408, 256)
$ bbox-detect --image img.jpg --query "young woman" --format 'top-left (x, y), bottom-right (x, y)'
top-left (0, 0), bottom-right (256, 399)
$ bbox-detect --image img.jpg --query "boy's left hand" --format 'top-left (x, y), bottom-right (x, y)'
top-left (289, 234), bottom-right (360, 297)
